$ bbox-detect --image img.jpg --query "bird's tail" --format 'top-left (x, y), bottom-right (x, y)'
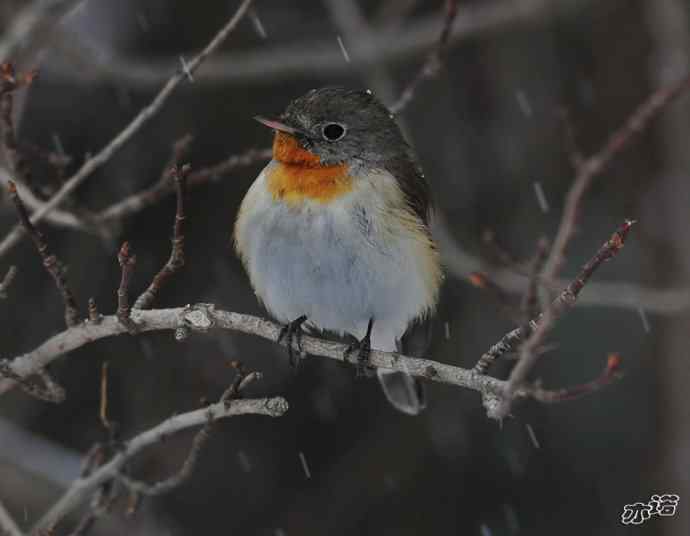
top-left (376, 367), bottom-right (426, 415)
top-left (376, 317), bottom-right (431, 415)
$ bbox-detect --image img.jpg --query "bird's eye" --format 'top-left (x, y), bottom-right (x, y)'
top-left (322, 123), bottom-right (346, 141)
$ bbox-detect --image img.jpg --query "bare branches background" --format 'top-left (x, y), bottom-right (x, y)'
top-left (1, 1), bottom-right (690, 535)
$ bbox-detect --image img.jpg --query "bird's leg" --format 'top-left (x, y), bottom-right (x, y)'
top-left (277, 315), bottom-right (308, 367)
top-left (345, 318), bottom-right (374, 378)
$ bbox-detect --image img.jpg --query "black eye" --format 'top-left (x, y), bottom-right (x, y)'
top-left (322, 123), bottom-right (346, 141)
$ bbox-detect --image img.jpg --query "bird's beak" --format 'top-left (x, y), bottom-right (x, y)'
top-left (254, 116), bottom-right (302, 136)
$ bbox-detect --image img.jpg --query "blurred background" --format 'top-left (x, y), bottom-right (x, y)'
top-left (0, 0), bottom-right (689, 535)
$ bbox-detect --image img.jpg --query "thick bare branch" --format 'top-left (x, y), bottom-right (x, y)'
top-left (0, 304), bottom-right (505, 400)
top-left (0, 0), bottom-right (254, 259)
top-left (0, 359), bottom-right (64, 403)
top-left (0, 212), bottom-right (630, 409)
top-left (33, 396), bottom-right (288, 534)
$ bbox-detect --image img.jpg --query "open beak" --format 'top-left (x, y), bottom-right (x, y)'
top-left (254, 116), bottom-right (302, 136)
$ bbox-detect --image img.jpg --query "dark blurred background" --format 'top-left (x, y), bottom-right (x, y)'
top-left (1, 0), bottom-right (689, 535)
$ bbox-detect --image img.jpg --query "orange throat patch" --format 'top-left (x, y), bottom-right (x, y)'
top-left (267, 131), bottom-right (352, 204)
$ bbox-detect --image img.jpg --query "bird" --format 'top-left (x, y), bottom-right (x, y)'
top-left (234, 87), bottom-right (442, 415)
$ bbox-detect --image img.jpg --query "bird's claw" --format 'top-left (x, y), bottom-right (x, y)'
top-left (277, 315), bottom-right (307, 367)
top-left (345, 318), bottom-right (374, 378)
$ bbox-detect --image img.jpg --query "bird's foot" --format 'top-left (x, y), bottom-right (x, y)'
top-left (277, 315), bottom-right (308, 367)
top-left (345, 318), bottom-right (374, 378)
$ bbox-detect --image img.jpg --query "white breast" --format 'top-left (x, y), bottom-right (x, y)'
top-left (234, 162), bottom-right (440, 350)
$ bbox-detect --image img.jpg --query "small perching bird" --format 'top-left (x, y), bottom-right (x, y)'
top-left (234, 87), bottom-right (442, 415)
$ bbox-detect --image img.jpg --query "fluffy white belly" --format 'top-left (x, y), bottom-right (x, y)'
top-left (235, 166), bottom-right (438, 349)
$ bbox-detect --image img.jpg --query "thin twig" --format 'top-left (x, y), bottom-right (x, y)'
top-left (474, 221), bottom-right (635, 375)
top-left (87, 297), bottom-right (101, 323)
top-left (133, 164), bottom-right (189, 310)
top-left (520, 237), bottom-right (549, 319)
top-left (467, 271), bottom-right (520, 323)
top-left (118, 363), bottom-right (263, 503)
top-left (7, 180), bottom-right (80, 327)
top-left (434, 216), bottom-right (690, 314)
top-left (390, 0), bottom-right (458, 114)
top-left (97, 135), bottom-right (192, 222)
top-left (0, 0), bottom-right (255, 260)
top-left (64, 362), bottom-right (121, 536)
top-left (0, 265), bottom-right (17, 298)
top-left (98, 147), bottom-right (270, 223)
top-left (186, 147), bottom-right (272, 189)
top-left (99, 362), bottom-right (111, 431)
top-left (489, 221), bottom-right (636, 419)
top-left (33, 396), bottom-right (288, 534)
top-left (117, 361), bottom-right (261, 499)
top-left (559, 107), bottom-right (584, 169)
top-left (0, 63), bottom-right (37, 192)
top-left (527, 353), bottom-right (623, 403)
top-left (542, 73), bottom-right (690, 281)
top-left (116, 242), bottom-right (137, 333)
top-left (117, 412), bottom-right (214, 496)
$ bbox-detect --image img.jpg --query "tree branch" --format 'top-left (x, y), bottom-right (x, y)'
top-left (434, 217), bottom-right (690, 314)
top-left (7, 180), bottom-right (80, 327)
top-left (132, 164), bottom-right (188, 310)
top-left (541, 72), bottom-right (690, 281)
top-left (474, 220), bottom-right (635, 376)
top-left (0, 265), bottom-right (16, 299)
top-left (526, 353), bottom-right (623, 403)
top-left (1, 145), bottom-right (270, 232)
top-left (47, 0), bottom-right (572, 88)
top-left (0, 0), bottom-right (255, 260)
top-left (0, 0), bottom-right (86, 64)
top-left (390, 0), bottom-right (458, 114)
top-left (116, 366), bottom-right (261, 499)
top-left (1, 216), bottom-right (632, 409)
top-left (0, 499), bottom-right (22, 536)
top-left (488, 221), bottom-right (635, 419)
top-left (32, 395), bottom-right (288, 534)
top-left (115, 242), bottom-right (137, 333)
top-left (0, 304), bottom-right (505, 400)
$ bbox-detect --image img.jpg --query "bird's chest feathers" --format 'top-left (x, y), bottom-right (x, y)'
top-left (267, 131), bottom-right (353, 204)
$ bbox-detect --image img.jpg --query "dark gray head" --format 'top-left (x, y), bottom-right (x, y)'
top-left (256, 87), bottom-right (413, 168)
